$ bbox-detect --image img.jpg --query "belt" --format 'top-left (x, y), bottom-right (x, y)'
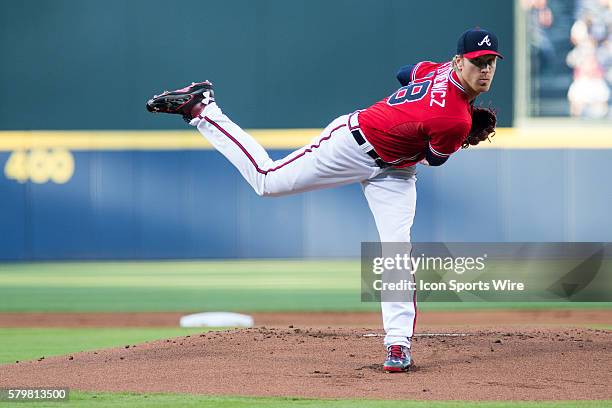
top-left (348, 112), bottom-right (391, 169)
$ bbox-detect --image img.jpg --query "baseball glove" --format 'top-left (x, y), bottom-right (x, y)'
top-left (462, 106), bottom-right (497, 148)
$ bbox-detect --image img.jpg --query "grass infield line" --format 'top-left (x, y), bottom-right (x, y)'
top-left (1, 324), bottom-right (611, 365)
top-left (3, 392), bottom-right (612, 407)
top-left (0, 328), bottom-right (211, 365)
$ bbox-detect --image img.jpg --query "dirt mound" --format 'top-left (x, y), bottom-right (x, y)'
top-left (1, 327), bottom-right (611, 400)
top-left (1, 309), bottom-right (611, 328)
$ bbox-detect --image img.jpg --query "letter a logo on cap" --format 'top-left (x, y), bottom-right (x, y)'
top-left (478, 35), bottom-right (491, 47)
top-left (457, 28), bottom-right (503, 59)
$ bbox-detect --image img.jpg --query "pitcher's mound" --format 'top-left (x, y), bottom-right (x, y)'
top-left (1, 327), bottom-right (611, 400)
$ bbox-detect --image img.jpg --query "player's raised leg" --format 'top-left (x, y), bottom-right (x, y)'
top-left (195, 105), bottom-right (383, 196)
top-left (147, 81), bottom-right (380, 197)
top-left (362, 168), bottom-right (417, 372)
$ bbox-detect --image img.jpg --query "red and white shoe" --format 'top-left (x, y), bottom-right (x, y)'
top-left (383, 345), bottom-right (413, 372)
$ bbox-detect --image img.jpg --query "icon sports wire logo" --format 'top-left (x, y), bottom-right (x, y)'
top-left (360, 242), bottom-right (612, 303)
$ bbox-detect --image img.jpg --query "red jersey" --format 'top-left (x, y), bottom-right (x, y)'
top-left (358, 61), bottom-right (473, 168)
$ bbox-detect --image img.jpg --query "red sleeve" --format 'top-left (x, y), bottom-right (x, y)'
top-left (423, 117), bottom-right (471, 158)
top-left (411, 61), bottom-right (436, 81)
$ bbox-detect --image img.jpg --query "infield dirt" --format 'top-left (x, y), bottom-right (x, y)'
top-left (1, 309), bottom-right (611, 328)
top-left (1, 310), bottom-right (611, 400)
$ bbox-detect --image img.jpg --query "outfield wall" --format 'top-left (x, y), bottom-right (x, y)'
top-left (0, 0), bottom-right (521, 259)
top-left (2, 129), bottom-right (611, 260)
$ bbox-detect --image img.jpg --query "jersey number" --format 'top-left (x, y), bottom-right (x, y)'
top-left (387, 79), bottom-right (432, 106)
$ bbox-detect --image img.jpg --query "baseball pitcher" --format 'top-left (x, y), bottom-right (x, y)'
top-left (147, 27), bottom-right (502, 372)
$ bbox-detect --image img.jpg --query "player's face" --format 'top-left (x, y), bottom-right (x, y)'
top-left (458, 55), bottom-right (497, 96)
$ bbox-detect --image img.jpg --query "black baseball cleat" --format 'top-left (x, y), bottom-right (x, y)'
top-left (146, 81), bottom-right (215, 122)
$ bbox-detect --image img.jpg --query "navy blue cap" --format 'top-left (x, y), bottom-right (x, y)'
top-left (457, 28), bottom-right (503, 59)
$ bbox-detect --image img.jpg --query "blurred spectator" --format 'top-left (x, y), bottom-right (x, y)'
top-left (524, 0), bottom-right (557, 70)
top-left (523, 0), bottom-right (612, 118)
top-left (567, 50), bottom-right (610, 117)
top-left (566, 0), bottom-right (611, 118)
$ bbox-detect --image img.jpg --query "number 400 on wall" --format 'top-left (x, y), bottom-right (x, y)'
top-left (3, 149), bottom-right (75, 184)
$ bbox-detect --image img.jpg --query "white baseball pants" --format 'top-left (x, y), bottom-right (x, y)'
top-left (192, 103), bottom-right (417, 349)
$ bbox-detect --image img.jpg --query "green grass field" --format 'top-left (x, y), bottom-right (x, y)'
top-left (1, 260), bottom-right (610, 407)
top-left (1, 260), bottom-right (609, 312)
top-left (0, 260), bottom-right (376, 312)
top-left (0, 328), bottom-right (211, 364)
top-left (2, 394), bottom-right (611, 408)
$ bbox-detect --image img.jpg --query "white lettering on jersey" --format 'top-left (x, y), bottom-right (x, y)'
top-left (478, 35), bottom-right (491, 47)
top-left (430, 91), bottom-right (446, 107)
top-left (429, 62), bottom-right (452, 108)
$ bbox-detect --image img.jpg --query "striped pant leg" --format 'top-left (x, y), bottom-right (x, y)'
top-left (195, 105), bottom-right (379, 196)
top-left (361, 168), bottom-right (418, 348)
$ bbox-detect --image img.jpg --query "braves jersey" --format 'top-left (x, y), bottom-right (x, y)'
top-left (358, 61), bottom-right (473, 167)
